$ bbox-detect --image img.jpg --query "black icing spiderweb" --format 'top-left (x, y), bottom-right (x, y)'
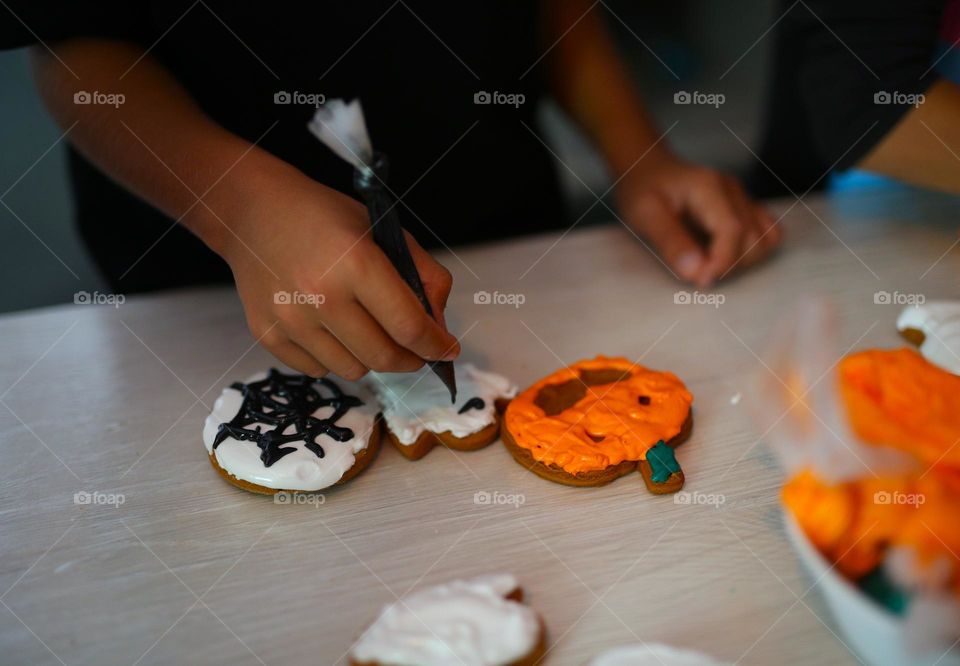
top-left (212, 369), bottom-right (364, 467)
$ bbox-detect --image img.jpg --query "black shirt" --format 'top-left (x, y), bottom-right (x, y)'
top-left (749, 0), bottom-right (948, 197)
top-left (1, 1), bottom-right (565, 291)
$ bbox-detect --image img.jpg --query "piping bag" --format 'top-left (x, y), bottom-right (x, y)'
top-left (308, 99), bottom-right (457, 402)
top-left (748, 297), bottom-right (960, 654)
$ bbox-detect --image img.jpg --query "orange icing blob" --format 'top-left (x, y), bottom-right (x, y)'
top-left (783, 468), bottom-right (960, 590)
top-left (504, 356), bottom-right (693, 474)
top-left (839, 348), bottom-right (960, 468)
top-left (783, 348), bottom-right (960, 595)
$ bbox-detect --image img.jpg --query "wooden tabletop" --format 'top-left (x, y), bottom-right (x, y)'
top-left (1, 187), bottom-right (958, 666)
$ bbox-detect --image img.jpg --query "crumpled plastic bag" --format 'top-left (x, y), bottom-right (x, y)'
top-left (749, 296), bottom-right (960, 655)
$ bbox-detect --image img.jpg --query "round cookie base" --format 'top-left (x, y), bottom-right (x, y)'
top-left (500, 412), bottom-right (693, 489)
top-left (350, 586), bottom-right (547, 666)
top-left (207, 418), bottom-right (383, 495)
top-left (899, 327), bottom-right (926, 347)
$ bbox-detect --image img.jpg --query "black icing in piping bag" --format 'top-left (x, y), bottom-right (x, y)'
top-left (308, 100), bottom-right (457, 402)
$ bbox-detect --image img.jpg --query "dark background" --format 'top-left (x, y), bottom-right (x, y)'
top-left (0, 0), bottom-right (777, 312)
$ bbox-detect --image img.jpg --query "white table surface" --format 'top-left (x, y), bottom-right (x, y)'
top-left (1, 187), bottom-right (958, 666)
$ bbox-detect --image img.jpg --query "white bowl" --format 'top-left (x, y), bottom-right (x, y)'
top-left (784, 513), bottom-right (960, 666)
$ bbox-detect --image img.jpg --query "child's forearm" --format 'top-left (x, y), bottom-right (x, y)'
top-left (29, 38), bottom-right (293, 257)
top-left (30, 38), bottom-right (462, 379)
top-left (540, 0), bottom-right (780, 287)
top-left (543, 0), bottom-right (673, 178)
top-left (859, 79), bottom-right (960, 194)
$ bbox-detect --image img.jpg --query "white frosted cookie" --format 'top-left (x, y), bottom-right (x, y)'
top-left (365, 364), bottom-right (516, 459)
top-left (202, 369), bottom-right (380, 493)
top-left (350, 574), bottom-right (543, 666)
top-left (590, 644), bottom-right (730, 666)
top-left (897, 301), bottom-right (960, 375)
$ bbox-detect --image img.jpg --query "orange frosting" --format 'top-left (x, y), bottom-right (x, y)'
top-left (783, 468), bottom-right (960, 592)
top-left (783, 348), bottom-right (960, 595)
top-left (504, 356), bottom-right (693, 474)
top-left (839, 348), bottom-right (960, 468)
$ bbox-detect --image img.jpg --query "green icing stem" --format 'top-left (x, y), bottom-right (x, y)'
top-left (647, 440), bottom-right (681, 484)
top-left (859, 566), bottom-right (910, 616)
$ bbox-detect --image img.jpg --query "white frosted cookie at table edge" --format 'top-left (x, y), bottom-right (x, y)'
top-left (350, 574), bottom-right (543, 666)
top-left (365, 364), bottom-right (516, 446)
top-left (589, 644), bottom-right (731, 666)
top-left (896, 301), bottom-right (960, 375)
top-left (202, 369), bottom-right (380, 492)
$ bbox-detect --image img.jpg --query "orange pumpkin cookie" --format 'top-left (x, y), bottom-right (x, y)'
top-left (501, 356), bottom-right (693, 490)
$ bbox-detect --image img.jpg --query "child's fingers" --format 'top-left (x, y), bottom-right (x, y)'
top-left (354, 245), bottom-right (460, 362)
top-left (288, 326), bottom-right (369, 381)
top-left (404, 231), bottom-right (454, 331)
top-left (722, 179), bottom-right (771, 273)
top-left (757, 206), bottom-right (784, 248)
top-left (326, 302), bottom-right (425, 373)
top-left (631, 193), bottom-right (704, 283)
top-left (686, 178), bottom-right (744, 286)
top-left (261, 335), bottom-right (329, 378)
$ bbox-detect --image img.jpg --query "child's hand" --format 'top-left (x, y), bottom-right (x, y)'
top-left (616, 156), bottom-right (782, 287)
top-left (28, 38), bottom-right (455, 377)
top-left (223, 169), bottom-right (458, 379)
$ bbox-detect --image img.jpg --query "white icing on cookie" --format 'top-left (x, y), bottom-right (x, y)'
top-left (366, 364), bottom-right (516, 445)
top-left (590, 644), bottom-right (730, 666)
top-left (897, 301), bottom-right (960, 375)
top-left (351, 574), bottom-right (539, 666)
top-left (202, 370), bottom-right (378, 491)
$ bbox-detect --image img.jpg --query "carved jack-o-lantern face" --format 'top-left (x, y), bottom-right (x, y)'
top-left (504, 356), bottom-right (693, 475)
